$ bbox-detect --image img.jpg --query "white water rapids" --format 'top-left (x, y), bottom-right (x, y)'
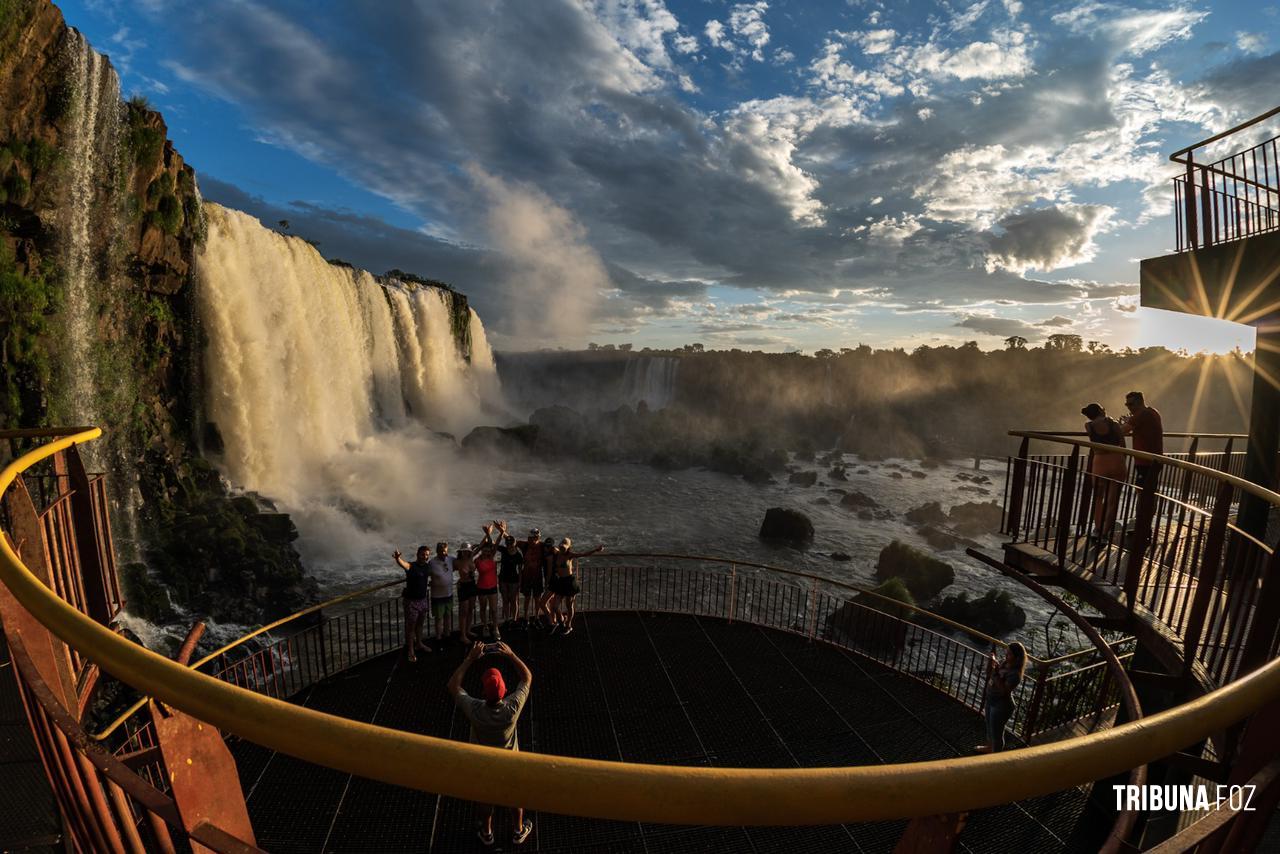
top-left (196, 204), bottom-right (503, 577)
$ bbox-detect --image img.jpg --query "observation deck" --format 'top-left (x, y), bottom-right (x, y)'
top-left (221, 611), bottom-right (1110, 853)
top-left (3, 428), bottom-right (1280, 853)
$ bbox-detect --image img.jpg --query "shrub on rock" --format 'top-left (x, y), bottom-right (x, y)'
top-left (874, 540), bottom-right (955, 600)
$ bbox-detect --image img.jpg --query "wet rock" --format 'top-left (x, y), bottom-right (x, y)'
top-left (759, 507), bottom-right (815, 542)
top-left (910, 470), bottom-right (927, 479)
top-left (948, 500), bottom-right (1003, 536)
top-left (828, 465), bottom-right (848, 481)
top-left (813, 497), bottom-right (831, 506)
top-left (789, 470), bottom-right (818, 486)
top-left (933, 589), bottom-right (1027, 635)
top-left (461, 424), bottom-right (540, 455)
top-left (905, 502), bottom-right (947, 526)
top-left (824, 578), bottom-right (915, 651)
top-left (874, 540), bottom-right (955, 600)
top-left (830, 551), bottom-right (852, 561)
top-left (889, 471), bottom-right (904, 479)
top-left (839, 491), bottom-right (879, 509)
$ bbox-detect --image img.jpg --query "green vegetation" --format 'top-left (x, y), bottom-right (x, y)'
top-left (0, 0), bottom-right (36, 61)
top-left (124, 102), bottom-right (164, 170)
top-left (150, 193), bottom-right (183, 234)
top-left (874, 540), bottom-right (955, 601)
top-left (44, 76), bottom-right (73, 123)
top-left (859, 577), bottom-right (916, 616)
top-left (385, 268), bottom-right (454, 290)
top-left (0, 239), bottom-right (58, 425)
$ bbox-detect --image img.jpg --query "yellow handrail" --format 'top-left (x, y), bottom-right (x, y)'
top-left (90, 577), bottom-right (401, 741)
top-left (5, 430), bottom-right (1280, 824)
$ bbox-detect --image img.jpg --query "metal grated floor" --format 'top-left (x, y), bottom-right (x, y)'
top-left (0, 628), bottom-right (60, 852)
top-left (228, 612), bottom-right (1110, 853)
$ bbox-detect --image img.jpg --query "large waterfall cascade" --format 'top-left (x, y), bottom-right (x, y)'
top-left (59, 30), bottom-right (123, 427)
top-left (621, 356), bottom-right (679, 409)
top-left (196, 204), bottom-right (503, 573)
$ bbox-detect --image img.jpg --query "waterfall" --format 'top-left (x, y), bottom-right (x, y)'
top-left (196, 204), bottom-right (504, 576)
top-left (59, 30), bottom-right (122, 428)
top-left (621, 356), bottom-right (679, 409)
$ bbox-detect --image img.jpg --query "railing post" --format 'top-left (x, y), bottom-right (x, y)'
top-left (1055, 447), bottom-right (1080, 566)
top-left (1182, 480), bottom-right (1232, 671)
top-left (1179, 437), bottom-right (1199, 503)
top-left (1006, 437), bottom-right (1030, 540)
top-left (1123, 471), bottom-right (1158, 611)
top-left (727, 564), bottom-right (737, 624)
top-left (1022, 662), bottom-right (1050, 741)
top-left (1237, 548), bottom-right (1280, 678)
top-left (807, 577), bottom-right (817, 641)
top-left (1185, 154), bottom-right (1199, 250)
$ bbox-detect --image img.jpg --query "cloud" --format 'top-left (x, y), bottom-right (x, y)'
top-left (954, 314), bottom-right (1041, 338)
top-left (1037, 315), bottom-right (1075, 327)
top-left (1236, 32), bottom-right (1266, 55)
top-left (467, 167), bottom-right (608, 345)
top-left (706, 2), bottom-right (771, 64)
top-left (985, 204), bottom-right (1115, 273)
top-left (138, 0), bottom-right (1240, 349)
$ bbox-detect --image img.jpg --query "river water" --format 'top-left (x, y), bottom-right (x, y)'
top-left (282, 451), bottom-right (1057, 650)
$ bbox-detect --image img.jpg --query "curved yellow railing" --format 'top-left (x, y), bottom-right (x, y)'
top-left (5, 430), bottom-right (1280, 825)
top-left (91, 577), bottom-right (402, 741)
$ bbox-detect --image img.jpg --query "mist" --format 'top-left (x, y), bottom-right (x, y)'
top-left (469, 166), bottom-right (607, 347)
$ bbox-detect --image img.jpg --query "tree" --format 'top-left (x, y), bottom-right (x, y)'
top-left (1046, 334), bottom-right (1084, 352)
top-left (1087, 340), bottom-right (1111, 354)
top-left (814, 348), bottom-right (835, 359)
top-left (618, 343), bottom-right (633, 352)
top-left (587, 342), bottom-right (600, 351)
top-left (1004, 336), bottom-right (1028, 350)
top-left (277, 219), bottom-right (291, 231)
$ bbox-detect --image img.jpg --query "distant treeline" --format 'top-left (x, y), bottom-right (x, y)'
top-left (496, 345), bottom-right (1253, 461)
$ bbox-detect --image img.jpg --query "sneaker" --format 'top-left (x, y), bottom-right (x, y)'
top-left (492, 627), bottom-right (502, 641)
top-left (477, 826), bottom-right (495, 847)
top-left (512, 819), bottom-right (533, 845)
top-left (561, 625), bottom-right (573, 636)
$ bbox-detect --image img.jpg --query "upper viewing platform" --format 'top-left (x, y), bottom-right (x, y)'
top-left (1141, 106), bottom-right (1280, 326)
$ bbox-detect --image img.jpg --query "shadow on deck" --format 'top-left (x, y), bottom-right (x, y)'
top-left (228, 612), bottom-right (1111, 854)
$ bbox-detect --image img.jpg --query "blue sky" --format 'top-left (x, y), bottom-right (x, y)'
top-left (64, 0), bottom-right (1279, 352)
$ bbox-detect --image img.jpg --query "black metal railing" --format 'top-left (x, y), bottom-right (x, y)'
top-left (1171, 106), bottom-right (1280, 252)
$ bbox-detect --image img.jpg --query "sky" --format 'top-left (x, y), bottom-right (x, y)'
top-left (62, 0), bottom-right (1280, 353)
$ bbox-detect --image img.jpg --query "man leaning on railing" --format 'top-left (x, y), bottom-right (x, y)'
top-left (1121, 391), bottom-right (1163, 486)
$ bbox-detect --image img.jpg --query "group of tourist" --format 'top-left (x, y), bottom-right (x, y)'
top-left (391, 523), bottom-right (605, 845)
top-left (1080, 390), bottom-right (1165, 544)
top-left (393, 521), bottom-right (604, 662)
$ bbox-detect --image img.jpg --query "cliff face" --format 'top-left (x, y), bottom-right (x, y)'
top-left (0, 0), bottom-right (312, 626)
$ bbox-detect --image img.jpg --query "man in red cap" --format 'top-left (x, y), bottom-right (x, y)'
top-left (447, 641), bottom-right (533, 846)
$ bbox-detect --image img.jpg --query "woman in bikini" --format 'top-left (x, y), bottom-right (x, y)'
top-left (549, 537), bottom-right (603, 636)
top-left (1082, 403), bottom-right (1127, 544)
